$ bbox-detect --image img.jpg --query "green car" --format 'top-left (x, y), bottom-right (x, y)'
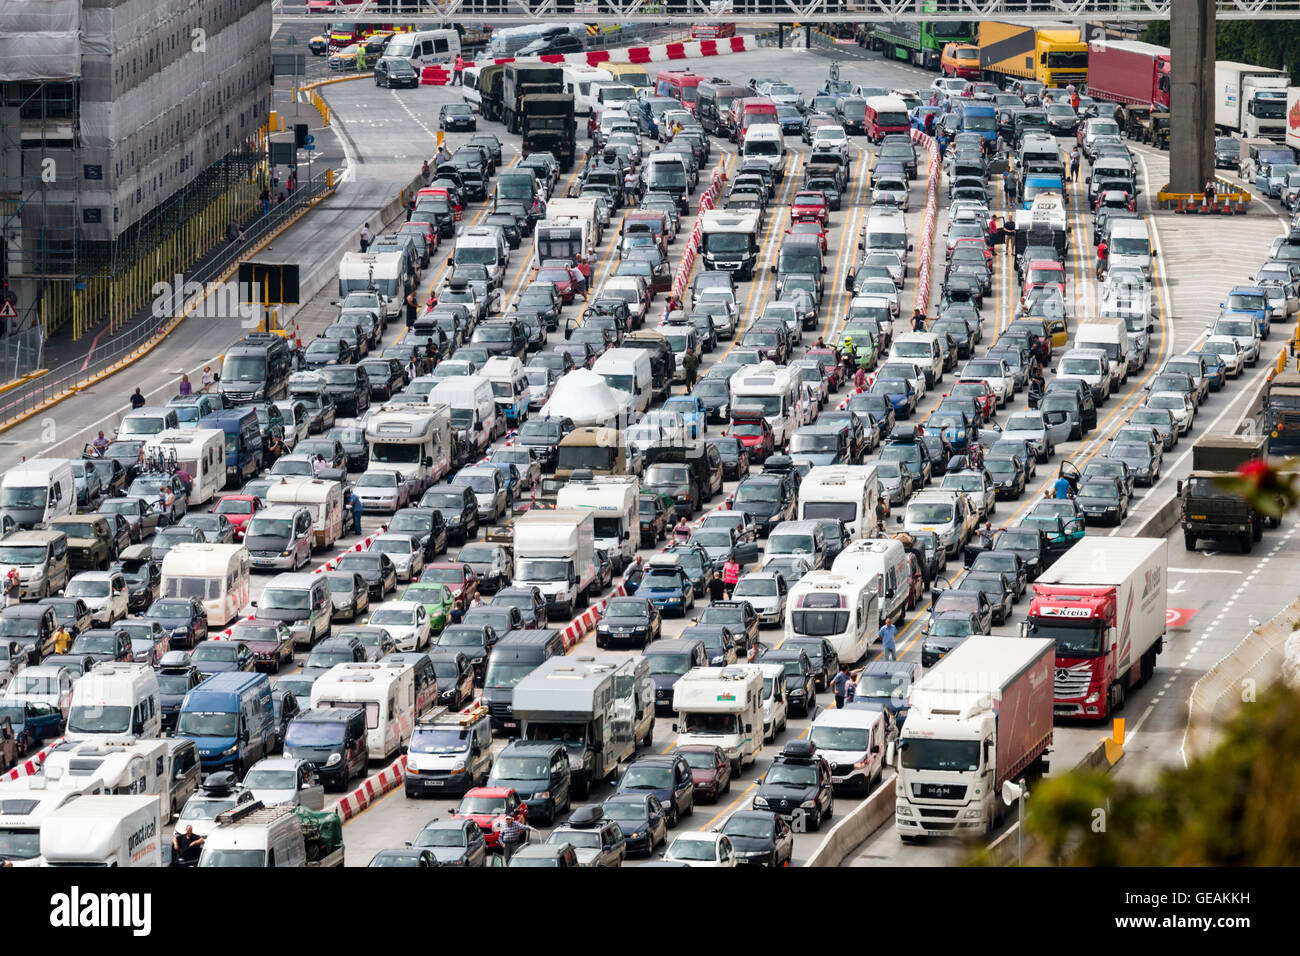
top-left (837, 322), bottom-right (879, 370)
top-left (401, 582), bottom-right (455, 634)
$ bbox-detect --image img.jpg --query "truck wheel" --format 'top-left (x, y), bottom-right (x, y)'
top-left (730, 757), bottom-right (742, 777)
top-left (1184, 533), bottom-right (1197, 552)
top-left (1240, 533), bottom-right (1253, 554)
top-left (1253, 518), bottom-right (1263, 542)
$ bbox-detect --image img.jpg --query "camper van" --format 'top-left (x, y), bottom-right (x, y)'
top-left (429, 377), bottom-right (498, 455)
top-left (65, 662), bottom-right (162, 743)
top-left (42, 737), bottom-right (177, 822)
top-left (39, 794), bottom-right (161, 867)
top-left (338, 252), bottom-right (406, 323)
top-left (160, 543), bottom-right (251, 626)
top-left (563, 64), bottom-right (614, 115)
top-left (797, 465), bottom-right (879, 539)
top-left (480, 356), bottom-right (531, 427)
top-left (262, 477), bottom-right (346, 549)
top-left (143, 428), bottom-right (226, 505)
top-left (555, 475), bottom-right (640, 571)
top-left (310, 661), bottom-right (417, 761)
top-left (831, 537), bottom-right (912, 627)
top-left (0, 459), bottom-right (75, 529)
top-left (672, 664), bottom-right (764, 774)
top-left (730, 362), bottom-right (804, 447)
top-left (784, 571), bottom-right (879, 664)
top-left (0, 776), bottom-right (105, 866)
top-left (365, 402), bottom-right (453, 495)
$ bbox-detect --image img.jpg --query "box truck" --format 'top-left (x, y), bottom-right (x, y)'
top-left (555, 475), bottom-right (640, 572)
top-left (1073, 315), bottom-right (1129, 386)
top-left (39, 794), bottom-right (162, 866)
top-left (1215, 61), bottom-right (1289, 141)
top-left (1086, 39), bottom-right (1171, 111)
top-left (672, 665), bottom-right (764, 774)
top-left (1288, 87), bottom-right (1300, 154)
top-left (0, 776), bottom-right (105, 866)
top-left (1022, 536), bottom-right (1167, 720)
top-left (512, 509), bottom-right (596, 619)
top-left (895, 635), bottom-right (1055, 839)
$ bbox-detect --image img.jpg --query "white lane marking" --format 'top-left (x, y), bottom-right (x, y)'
top-left (1167, 567), bottom-right (1244, 575)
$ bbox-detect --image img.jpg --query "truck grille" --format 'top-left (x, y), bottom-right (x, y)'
top-left (487, 700), bottom-right (512, 719)
top-left (912, 783), bottom-right (966, 800)
top-left (1054, 663), bottom-right (1093, 698)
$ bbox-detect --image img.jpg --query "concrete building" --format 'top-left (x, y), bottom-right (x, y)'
top-left (0, 0), bottom-right (271, 347)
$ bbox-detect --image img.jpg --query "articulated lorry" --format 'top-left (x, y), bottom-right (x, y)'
top-left (1086, 39), bottom-right (1170, 111)
top-left (502, 64), bottom-right (564, 134)
top-left (512, 509), bottom-right (596, 619)
top-left (1023, 537), bottom-right (1166, 720)
top-left (977, 22), bottom-right (1088, 87)
top-left (1216, 61), bottom-right (1289, 142)
top-left (895, 635), bottom-right (1055, 840)
top-left (513, 654), bottom-right (656, 798)
top-left (1180, 434), bottom-right (1269, 552)
top-left (521, 93), bottom-right (577, 171)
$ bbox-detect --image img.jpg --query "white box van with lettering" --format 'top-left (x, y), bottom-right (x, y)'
top-left (40, 793), bottom-right (161, 867)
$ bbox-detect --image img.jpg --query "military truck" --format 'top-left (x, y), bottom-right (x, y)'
top-left (522, 94), bottom-right (577, 171)
top-left (1265, 371), bottom-right (1300, 456)
top-left (502, 64), bottom-right (564, 134)
top-left (1179, 434), bottom-right (1267, 552)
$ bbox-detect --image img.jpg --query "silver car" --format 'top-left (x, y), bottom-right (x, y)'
top-left (366, 533), bottom-right (426, 583)
top-left (999, 410), bottom-right (1058, 462)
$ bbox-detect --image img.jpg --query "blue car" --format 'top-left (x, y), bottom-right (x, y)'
top-left (663, 395), bottom-right (707, 439)
top-left (0, 700), bottom-right (64, 751)
top-left (1221, 286), bottom-right (1270, 338)
top-left (928, 408), bottom-right (975, 453)
top-left (636, 560), bottom-right (696, 616)
top-left (869, 377), bottom-right (916, 417)
top-left (615, 754), bottom-right (695, 828)
top-left (911, 105), bottom-right (943, 132)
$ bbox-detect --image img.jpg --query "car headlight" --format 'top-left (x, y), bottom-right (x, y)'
top-left (220, 745), bottom-right (239, 757)
top-left (535, 791), bottom-right (550, 800)
top-left (753, 796), bottom-right (769, 808)
top-left (326, 753), bottom-right (342, 766)
top-left (800, 800), bottom-right (817, 809)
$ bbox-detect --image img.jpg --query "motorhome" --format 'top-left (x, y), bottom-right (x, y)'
top-left (555, 475), bottom-right (640, 571)
top-left (512, 654), bottom-right (656, 798)
top-left (143, 429), bottom-right (225, 505)
top-left (364, 402), bottom-right (452, 496)
top-left (699, 210), bottom-right (761, 279)
top-left (65, 662), bottom-right (162, 743)
top-left (39, 794), bottom-right (161, 867)
top-left (263, 477), bottom-right (346, 549)
top-left (784, 570), bottom-right (879, 664)
top-left (0, 775), bottom-right (105, 866)
top-left (534, 215), bottom-right (598, 275)
top-left (831, 537), bottom-right (912, 627)
top-left (0, 459), bottom-right (75, 529)
top-left (337, 251), bottom-right (406, 323)
top-left (672, 664), bottom-right (764, 774)
top-left (797, 465), bottom-right (879, 539)
top-left (310, 661), bottom-right (417, 762)
top-left (160, 543), bottom-right (251, 626)
top-left (730, 361), bottom-right (804, 446)
top-left (429, 377), bottom-right (498, 455)
top-left (42, 737), bottom-right (175, 822)
top-left (563, 64), bottom-right (614, 115)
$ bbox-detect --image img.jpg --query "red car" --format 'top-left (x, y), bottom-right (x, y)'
top-left (790, 190), bottom-right (829, 225)
top-left (1021, 259), bottom-right (1066, 299)
top-left (419, 562), bottom-right (479, 607)
top-left (949, 379), bottom-right (997, 421)
top-left (535, 264), bottom-right (579, 303)
top-left (452, 787), bottom-right (528, 848)
top-left (728, 413), bottom-right (775, 463)
top-left (948, 236), bottom-right (992, 267)
top-left (213, 494), bottom-right (263, 540)
top-left (674, 745), bottom-right (733, 802)
top-left (785, 221), bottom-right (827, 255)
top-left (226, 617), bottom-right (294, 672)
top-left (398, 219), bottom-right (438, 254)
top-left (806, 347), bottom-right (843, 389)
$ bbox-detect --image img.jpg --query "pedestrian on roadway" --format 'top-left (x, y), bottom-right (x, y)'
top-left (979, 521), bottom-right (996, 550)
top-left (498, 814), bottom-right (525, 862)
top-left (879, 620), bottom-right (898, 661)
top-left (359, 222), bottom-right (373, 253)
top-left (405, 291), bottom-right (419, 329)
top-left (421, 159), bottom-right (433, 186)
top-left (201, 366), bottom-right (215, 392)
top-left (130, 387), bottom-right (146, 409)
top-left (722, 557), bottom-right (741, 599)
top-left (348, 490), bottom-right (365, 535)
top-left (1069, 146), bottom-right (1081, 182)
top-left (178, 374), bottom-right (193, 397)
top-left (452, 55), bottom-right (465, 86)
top-left (831, 664), bottom-right (851, 709)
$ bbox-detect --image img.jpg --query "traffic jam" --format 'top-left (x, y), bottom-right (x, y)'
top-left (0, 49), bottom-right (1286, 870)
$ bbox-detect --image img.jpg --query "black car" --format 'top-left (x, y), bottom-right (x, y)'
top-left (439, 102), bottom-right (477, 131)
top-left (601, 792), bottom-right (669, 856)
top-left (434, 624), bottom-right (497, 683)
top-left (358, 357), bottom-right (405, 401)
top-left (156, 653), bottom-right (204, 733)
top-left (374, 56), bottom-right (419, 88)
top-left (513, 416), bottom-right (574, 473)
top-left (388, 507), bottom-right (449, 562)
top-left (759, 647), bottom-right (816, 716)
top-left (490, 586), bottom-right (549, 629)
top-left (596, 596), bottom-right (661, 649)
top-left (1214, 135), bottom-right (1240, 170)
top-left (706, 435), bottom-right (749, 481)
top-left (419, 485), bottom-right (479, 544)
top-left (313, 365), bottom-right (370, 417)
top-left (485, 213), bottom-right (522, 249)
top-left (731, 473), bottom-right (796, 536)
top-left (332, 551), bottom-right (398, 600)
top-left (270, 687), bottom-right (302, 752)
top-left (696, 600), bottom-right (760, 654)
top-left (429, 649), bottom-right (476, 709)
top-left (753, 740), bottom-right (834, 832)
top-left (142, 596), bottom-right (209, 649)
top-left (781, 636), bottom-right (840, 691)
top-left (326, 424), bottom-right (370, 472)
top-left (720, 809), bottom-right (794, 866)
top-left (615, 754), bottom-right (694, 828)
top-left (990, 527), bottom-right (1047, 581)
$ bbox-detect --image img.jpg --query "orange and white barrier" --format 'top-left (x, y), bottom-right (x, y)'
top-left (3, 738), bottom-right (65, 782)
top-left (909, 129), bottom-right (941, 316)
top-left (333, 753), bottom-right (408, 822)
top-left (670, 163), bottom-right (728, 307)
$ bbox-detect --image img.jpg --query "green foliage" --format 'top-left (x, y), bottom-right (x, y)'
top-left (1018, 686), bottom-right (1300, 865)
top-left (1140, 21), bottom-right (1300, 83)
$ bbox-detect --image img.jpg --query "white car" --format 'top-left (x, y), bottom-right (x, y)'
top-left (64, 571), bottom-right (129, 625)
top-left (1209, 317), bottom-right (1261, 365)
top-left (931, 76), bottom-right (969, 95)
top-left (730, 570), bottom-right (789, 627)
top-left (940, 470), bottom-right (997, 520)
top-left (1202, 335), bottom-right (1246, 376)
top-left (958, 358), bottom-right (1013, 406)
top-left (1145, 392), bottom-right (1194, 435)
top-left (366, 533), bottom-right (426, 583)
top-left (809, 124), bottom-right (850, 156)
top-left (855, 278), bottom-right (900, 317)
top-left (1, 665), bottom-right (73, 716)
top-left (366, 600), bottom-right (432, 651)
top-left (871, 176), bottom-right (910, 212)
top-left (662, 832), bottom-right (737, 867)
top-left (242, 756), bottom-right (326, 810)
top-left (878, 360), bottom-right (928, 399)
top-left (863, 251), bottom-right (905, 288)
top-left (355, 468), bottom-right (408, 512)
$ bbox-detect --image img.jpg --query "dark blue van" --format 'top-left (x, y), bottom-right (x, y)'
top-left (200, 408), bottom-right (264, 486)
top-left (175, 671), bottom-right (275, 774)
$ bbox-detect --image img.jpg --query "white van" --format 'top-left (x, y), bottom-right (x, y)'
top-left (757, 662), bottom-right (788, 742)
top-left (198, 803), bottom-right (310, 867)
top-left (311, 661), bottom-right (416, 762)
top-left (65, 662), bottom-right (162, 743)
top-left (263, 477), bottom-right (345, 549)
top-left (831, 537), bottom-right (912, 627)
top-left (143, 428), bottom-right (225, 505)
top-left (429, 376), bottom-right (498, 453)
top-left (118, 406), bottom-right (179, 439)
top-left (785, 570), bottom-right (880, 664)
top-left (563, 64), bottom-right (615, 115)
top-left (555, 475), bottom-right (640, 571)
top-left (338, 252), bottom-right (403, 322)
top-left (889, 332), bottom-right (943, 387)
top-left (42, 737), bottom-right (174, 822)
top-left (480, 356), bottom-right (531, 427)
top-left (741, 125), bottom-right (787, 182)
top-left (808, 705), bottom-right (887, 793)
top-left (160, 542), bottom-right (251, 626)
top-left (0, 458), bottom-right (75, 530)
top-left (256, 573), bottom-right (332, 649)
top-left (1056, 347), bottom-right (1114, 403)
top-left (451, 227), bottom-right (510, 288)
top-left (798, 465), bottom-right (878, 539)
top-left (859, 209), bottom-right (911, 274)
top-left (383, 28), bottom-right (460, 70)
top-left (592, 348), bottom-right (653, 415)
top-left (1074, 315), bottom-right (1130, 386)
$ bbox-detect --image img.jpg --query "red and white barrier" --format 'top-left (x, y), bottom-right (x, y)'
top-left (669, 161), bottom-right (728, 306)
top-left (909, 129), bottom-right (941, 316)
top-left (333, 753), bottom-right (408, 822)
top-left (3, 738), bottom-right (65, 782)
top-left (421, 37), bottom-right (751, 85)
top-left (559, 583), bottom-right (627, 650)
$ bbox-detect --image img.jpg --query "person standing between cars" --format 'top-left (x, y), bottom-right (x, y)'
top-left (1070, 88), bottom-right (1080, 112)
top-left (722, 556), bottom-right (741, 599)
top-left (911, 309), bottom-right (927, 333)
top-left (93, 431), bottom-right (110, 453)
top-left (360, 222), bottom-right (373, 253)
top-left (405, 290), bottom-right (419, 329)
top-left (879, 620), bottom-right (898, 661)
top-left (831, 664), bottom-right (851, 709)
top-left (421, 159), bottom-right (433, 186)
top-left (201, 365), bottom-right (215, 392)
top-left (178, 373), bottom-right (193, 397)
top-left (853, 364), bottom-right (867, 391)
top-left (1002, 216), bottom-right (1015, 255)
top-left (52, 623), bottom-right (72, 655)
top-left (1069, 145), bottom-right (1081, 182)
top-left (1054, 472), bottom-right (1074, 499)
top-left (312, 454), bottom-right (328, 477)
top-left (348, 490), bottom-right (365, 535)
top-left (498, 813), bottom-right (524, 862)
top-left (452, 54), bottom-right (465, 86)
top-left (1095, 237), bottom-right (1108, 280)
top-left (874, 495), bottom-right (888, 534)
top-left (1003, 169), bottom-right (1017, 207)
top-left (175, 466), bottom-right (193, 500)
top-left (979, 521), bottom-right (996, 550)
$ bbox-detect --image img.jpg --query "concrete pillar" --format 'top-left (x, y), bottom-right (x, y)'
top-left (1169, 0), bottom-right (1215, 193)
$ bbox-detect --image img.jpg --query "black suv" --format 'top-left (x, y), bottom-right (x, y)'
top-left (488, 741), bottom-right (572, 826)
top-left (419, 484), bottom-right (479, 544)
top-left (754, 740), bottom-right (834, 832)
top-left (731, 473), bottom-right (796, 536)
top-left (317, 364), bottom-right (371, 417)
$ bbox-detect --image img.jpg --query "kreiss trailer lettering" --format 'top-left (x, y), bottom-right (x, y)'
top-left (1022, 537), bottom-right (1166, 720)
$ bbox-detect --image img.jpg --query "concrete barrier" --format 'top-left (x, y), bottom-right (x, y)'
top-left (803, 776), bottom-right (896, 867)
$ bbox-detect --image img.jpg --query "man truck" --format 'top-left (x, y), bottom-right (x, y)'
top-left (895, 635), bottom-right (1055, 840)
top-left (1022, 536), bottom-right (1167, 720)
